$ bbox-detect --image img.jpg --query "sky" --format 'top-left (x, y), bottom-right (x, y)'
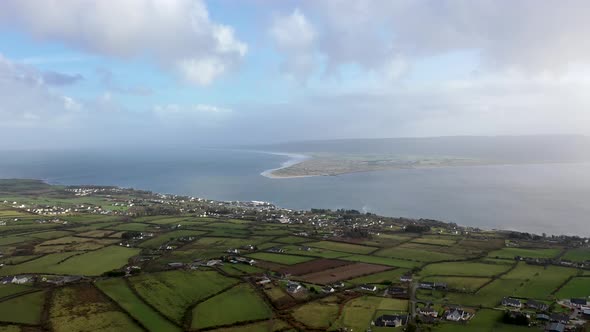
top-left (0, 0), bottom-right (589, 150)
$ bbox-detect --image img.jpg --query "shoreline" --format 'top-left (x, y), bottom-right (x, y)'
top-left (259, 152), bottom-right (312, 179)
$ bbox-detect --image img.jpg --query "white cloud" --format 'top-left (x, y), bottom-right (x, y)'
top-left (288, 0), bottom-right (590, 77)
top-left (153, 103), bottom-right (231, 115)
top-left (0, 0), bottom-right (247, 85)
top-left (270, 8), bottom-right (317, 82)
top-left (0, 53), bottom-right (82, 127)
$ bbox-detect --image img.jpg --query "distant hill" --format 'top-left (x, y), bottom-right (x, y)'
top-left (254, 135), bottom-right (590, 163)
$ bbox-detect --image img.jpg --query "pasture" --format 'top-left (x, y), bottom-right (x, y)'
top-left (191, 284), bottom-right (272, 329)
top-left (247, 252), bottom-right (314, 265)
top-left (130, 270), bottom-right (238, 324)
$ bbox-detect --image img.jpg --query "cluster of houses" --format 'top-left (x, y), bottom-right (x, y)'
top-left (416, 304), bottom-right (474, 324)
top-left (502, 297), bottom-right (590, 331)
top-left (0, 275), bottom-right (32, 285)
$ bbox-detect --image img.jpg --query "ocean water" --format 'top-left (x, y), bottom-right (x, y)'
top-left (1, 148), bottom-right (589, 236)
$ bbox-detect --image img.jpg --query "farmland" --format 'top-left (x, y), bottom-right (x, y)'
top-left (0, 179), bottom-right (589, 332)
top-left (191, 284), bottom-right (272, 329)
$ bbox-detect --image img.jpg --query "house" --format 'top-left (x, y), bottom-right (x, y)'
top-left (360, 284), bottom-right (377, 292)
top-left (11, 275), bottom-right (31, 284)
top-left (527, 299), bottom-right (549, 311)
top-left (536, 314), bottom-right (551, 321)
top-left (299, 246), bottom-right (312, 251)
top-left (373, 314), bottom-right (408, 327)
top-left (400, 274), bottom-right (413, 283)
top-left (322, 286), bottom-right (335, 293)
top-left (445, 309), bottom-right (472, 321)
top-left (205, 259), bottom-right (222, 267)
top-left (256, 276), bottom-right (271, 285)
top-left (267, 247), bottom-right (285, 253)
top-left (388, 286), bottom-right (408, 297)
top-left (419, 306), bottom-right (438, 317)
top-left (570, 298), bottom-right (588, 308)
top-left (582, 309), bottom-right (590, 319)
top-left (502, 297), bottom-right (522, 308)
top-left (167, 262), bottom-right (184, 269)
top-left (545, 322), bottom-right (565, 332)
top-left (549, 313), bottom-right (568, 324)
top-left (332, 281), bottom-right (345, 288)
top-left (286, 282), bottom-right (302, 294)
top-left (226, 248), bottom-right (239, 254)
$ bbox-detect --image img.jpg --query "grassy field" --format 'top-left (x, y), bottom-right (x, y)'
top-left (420, 261), bottom-right (512, 277)
top-left (138, 230), bottom-right (206, 248)
top-left (0, 246), bottom-right (134, 275)
top-left (130, 270), bottom-right (238, 324)
top-left (207, 320), bottom-right (290, 332)
top-left (273, 236), bottom-right (310, 244)
top-left (291, 296), bottom-right (340, 329)
top-left (191, 284), bottom-right (272, 330)
top-left (339, 254), bottom-right (422, 268)
top-left (0, 284), bottom-right (33, 298)
top-left (28, 230), bottom-right (74, 239)
top-left (0, 291), bottom-right (45, 324)
top-left (96, 278), bottom-right (181, 332)
top-left (348, 268), bottom-right (410, 285)
top-left (49, 284), bottom-right (142, 332)
top-left (247, 252), bottom-right (314, 265)
top-left (432, 309), bottom-right (531, 332)
top-left (374, 246), bottom-right (461, 262)
top-left (281, 245), bottom-right (350, 259)
top-left (487, 247), bottom-right (561, 260)
top-left (49, 246), bottom-right (140, 275)
top-left (411, 236), bottom-right (457, 246)
top-left (562, 248), bottom-right (590, 262)
top-left (330, 296), bottom-right (408, 332)
top-left (307, 241), bottom-right (377, 254)
top-left (109, 223), bottom-right (153, 232)
top-left (421, 276), bottom-right (491, 292)
top-left (554, 277), bottom-right (590, 299)
top-left (500, 263), bottom-right (577, 299)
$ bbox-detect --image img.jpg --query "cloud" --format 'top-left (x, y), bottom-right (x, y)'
top-left (268, 0), bottom-right (590, 78)
top-left (0, 0), bottom-right (247, 85)
top-left (41, 70), bottom-right (83, 86)
top-left (269, 8), bottom-right (317, 82)
top-left (0, 54), bottom-right (82, 127)
top-left (153, 103), bottom-right (232, 115)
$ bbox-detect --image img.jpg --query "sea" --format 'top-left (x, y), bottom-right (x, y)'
top-left (1, 148), bottom-right (589, 236)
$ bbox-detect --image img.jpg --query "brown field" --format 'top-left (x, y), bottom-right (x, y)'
top-left (298, 263), bottom-right (392, 284)
top-left (280, 259), bottom-right (351, 276)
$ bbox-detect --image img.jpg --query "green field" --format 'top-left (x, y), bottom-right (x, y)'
top-left (191, 284), bottom-right (272, 329)
top-left (96, 278), bottom-right (181, 332)
top-left (554, 277), bottom-right (590, 299)
top-left (411, 237), bottom-right (457, 246)
top-left (307, 241), bottom-right (377, 254)
top-left (330, 296), bottom-right (408, 332)
top-left (420, 261), bottom-right (512, 277)
top-left (562, 248), bottom-right (590, 262)
top-left (487, 247), bottom-right (561, 260)
top-left (374, 246), bottom-right (461, 262)
top-left (0, 284), bottom-right (33, 298)
top-left (291, 296), bottom-right (340, 329)
top-left (138, 230), bottom-right (205, 248)
top-left (348, 268), bottom-right (410, 285)
top-left (109, 223), bottom-right (153, 231)
top-left (339, 254), bottom-right (422, 268)
top-left (0, 291), bottom-right (45, 324)
top-left (130, 270), bottom-right (238, 324)
top-left (432, 309), bottom-right (531, 332)
top-left (421, 276), bottom-right (491, 292)
top-left (49, 284), bottom-right (142, 332)
top-left (246, 252), bottom-right (313, 265)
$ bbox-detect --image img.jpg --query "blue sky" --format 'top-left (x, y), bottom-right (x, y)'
top-left (0, 0), bottom-right (589, 149)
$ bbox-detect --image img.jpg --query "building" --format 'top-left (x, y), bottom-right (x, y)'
top-left (570, 298), bottom-right (588, 308)
top-left (360, 284), bottom-right (377, 292)
top-left (445, 308), bottom-right (472, 321)
top-left (419, 306), bottom-right (438, 318)
top-left (502, 297), bottom-right (522, 308)
top-left (388, 286), bottom-right (408, 297)
top-left (549, 313), bottom-right (568, 324)
top-left (322, 286), bottom-right (335, 293)
top-left (373, 314), bottom-right (408, 327)
top-left (527, 299), bottom-right (549, 311)
top-left (546, 322), bottom-right (565, 332)
top-left (400, 274), bottom-right (412, 283)
top-left (287, 282), bottom-right (302, 294)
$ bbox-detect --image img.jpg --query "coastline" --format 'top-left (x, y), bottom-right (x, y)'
top-left (259, 152), bottom-right (312, 179)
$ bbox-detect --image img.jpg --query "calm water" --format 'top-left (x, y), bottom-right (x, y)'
top-left (1, 148), bottom-right (589, 236)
